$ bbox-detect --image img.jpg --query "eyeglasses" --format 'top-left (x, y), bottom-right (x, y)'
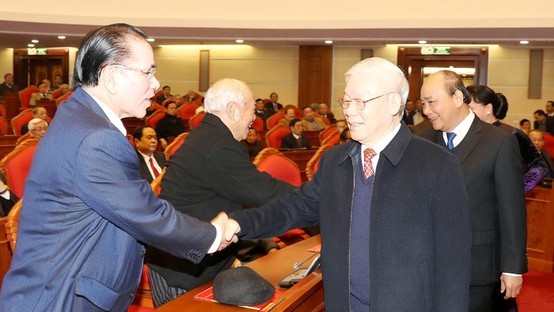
top-left (113, 64), bottom-right (157, 80)
top-left (336, 92), bottom-right (393, 110)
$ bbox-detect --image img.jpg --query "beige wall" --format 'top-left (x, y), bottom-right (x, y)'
top-left (0, 49), bottom-right (13, 79)
top-left (154, 45), bottom-right (299, 105)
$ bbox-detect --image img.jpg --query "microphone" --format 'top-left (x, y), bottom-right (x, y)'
top-left (293, 252), bottom-right (319, 271)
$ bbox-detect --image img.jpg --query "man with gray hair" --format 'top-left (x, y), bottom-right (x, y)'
top-left (27, 118), bottom-right (48, 140)
top-left (147, 78), bottom-right (294, 306)
top-left (231, 57), bottom-right (471, 311)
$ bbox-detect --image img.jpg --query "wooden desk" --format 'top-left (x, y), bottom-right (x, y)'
top-left (155, 235), bottom-right (324, 311)
top-left (525, 186), bottom-right (554, 272)
top-left (0, 93), bottom-right (20, 121)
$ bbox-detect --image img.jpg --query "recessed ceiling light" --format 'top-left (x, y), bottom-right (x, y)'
top-left (419, 40), bottom-right (427, 44)
top-left (325, 40), bottom-right (333, 44)
top-left (27, 44), bottom-right (35, 48)
top-left (235, 39), bottom-right (244, 43)
top-left (31, 39), bottom-right (39, 43)
top-left (58, 35), bottom-right (66, 40)
top-left (146, 38), bottom-right (155, 42)
top-left (520, 40), bottom-right (529, 45)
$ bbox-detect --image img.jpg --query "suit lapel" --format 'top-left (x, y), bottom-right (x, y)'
top-left (451, 117), bottom-right (483, 164)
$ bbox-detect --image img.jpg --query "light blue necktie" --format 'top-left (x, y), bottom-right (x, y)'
top-left (446, 132), bottom-right (457, 150)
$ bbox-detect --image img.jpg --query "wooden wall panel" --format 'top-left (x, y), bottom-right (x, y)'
top-left (298, 46), bottom-right (332, 109)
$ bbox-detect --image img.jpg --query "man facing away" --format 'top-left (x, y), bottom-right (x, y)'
top-left (418, 70), bottom-right (527, 312)
top-left (232, 57), bottom-right (471, 311)
top-left (0, 23), bottom-right (238, 312)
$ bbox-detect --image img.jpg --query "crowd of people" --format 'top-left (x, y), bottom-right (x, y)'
top-left (0, 22), bottom-right (552, 312)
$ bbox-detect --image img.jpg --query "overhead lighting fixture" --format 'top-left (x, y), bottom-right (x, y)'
top-left (31, 39), bottom-right (39, 43)
top-left (146, 38), bottom-right (155, 42)
top-left (418, 40), bottom-right (427, 44)
top-left (235, 39), bottom-right (244, 43)
top-left (27, 44), bottom-right (35, 48)
top-left (325, 40), bottom-right (333, 44)
top-left (58, 35), bottom-right (66, 40)
top-left (520, 40), bottom-right (529, 45)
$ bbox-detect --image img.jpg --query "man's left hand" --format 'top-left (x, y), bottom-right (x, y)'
top-left (500, 274), bottom-right (523, 299)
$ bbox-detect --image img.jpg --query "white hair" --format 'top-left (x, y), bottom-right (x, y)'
top-left (28, 118), bottom-right (48, 131)
top-left (204, 78), bottom-right (250, 114)
top-left (345, 57), bottom-right (409, 112)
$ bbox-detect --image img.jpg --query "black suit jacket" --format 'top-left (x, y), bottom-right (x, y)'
top-left (234, 123), bottom-right (471, 311)
top-left (281, 133), bottom-right (310, 149)
top-left (264, 102), bottom-right (283, 115)
top-left (147, 113), bottom-right (294, 290)
top-left (136, 151), bottom-right (166, 183)
top-left (418, 116), bottom-right (527, 286)
top-left (534, 116), bottom-right (554, 136)
top-left (0, 172), bottom-right (18, 217)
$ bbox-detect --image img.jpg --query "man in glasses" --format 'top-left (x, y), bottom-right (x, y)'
top-left (232, 57), bottom-right (471, 311)
top-left (0, 23), bottom-right (239, 312)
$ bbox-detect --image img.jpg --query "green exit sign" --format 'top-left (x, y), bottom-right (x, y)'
top-left (433, 47), bottom-right (451, 55)
top-left (36, 49), bottom-right (48, 55)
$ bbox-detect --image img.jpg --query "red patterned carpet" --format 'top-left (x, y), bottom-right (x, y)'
top-left (518, 270), bottom-right (554, 312)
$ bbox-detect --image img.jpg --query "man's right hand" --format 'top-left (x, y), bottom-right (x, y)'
top-left (210, 212), bottom-right (241, 251)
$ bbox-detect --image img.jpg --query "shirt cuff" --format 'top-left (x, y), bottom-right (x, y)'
top-left (502, 272), bottom-right (522, 277)
top-left (207, 224), bottom-right (223, 254)
top-left (0, 191), bottom-right (10, 200)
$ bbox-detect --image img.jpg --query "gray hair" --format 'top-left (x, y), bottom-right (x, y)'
top-left (28, 118), bottom-right (48, 131)
top-left (204, 78), bottom-right (250, 114)
top-left (345, 57), bottom-right (409, 115)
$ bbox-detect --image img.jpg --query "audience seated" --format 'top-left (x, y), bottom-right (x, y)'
top-left (133, 126), bottom-right (166, 183)
top-left (0, 73), bottom-right (20, 96)
top-left (278, 107), bottom-right (297, 128)
top-left (301, 106), bottom-right (326, 131)
top-left (18, 85), bottom-right (38, 110)
top-left (241, 128), bottom-right (264, 157)
top-left (29, 82), bottom-right (53, 107)
top-left (155, 101), bottom-right (185, 149)
top-left (51, 84), bottom-right (70, 99)
top-left (264, 92), bottom-right (283, 116)
top-left (21, 106), bottom-right (48, 135)
top-left (529, 129), bottom-right (554, 179)
top-left (254, 98), bottom-right (270, 122)
top-left (265, 124), bottom-right (291, 149)
top-left (27, 118), bottom-right (48, 140)
top-left (266, 112), bottom-right (286, 130)
top-left (155, 85), bottom-right (172, 104)
top-left (318, 103), bottom-right (336, 124)
top-left (281, 118), bottom-right (311, 149)
top-left (335, 119), bottom-right (347, 133)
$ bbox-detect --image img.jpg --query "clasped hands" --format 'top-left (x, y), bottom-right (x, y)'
top-left (210, 212), bottom-right (241, 251)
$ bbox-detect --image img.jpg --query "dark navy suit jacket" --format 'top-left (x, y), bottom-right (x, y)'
top-left (0, 88), bottom-right (215, 311)
top-left (234, 123), bottom-right (472, 311)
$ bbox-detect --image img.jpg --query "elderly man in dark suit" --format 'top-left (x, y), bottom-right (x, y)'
top-left (0, 23), bottom-right (238, 312)
top-left (232, 57), bottom-right (471, 311)
top-left (146, 78), bottom-right (294, 307)
top-left (133, 125), bottom-right (166, 183)
top-left (281, 118), bottom-right (311, 149)
top-left (418, 70), bottom-right (527, 312)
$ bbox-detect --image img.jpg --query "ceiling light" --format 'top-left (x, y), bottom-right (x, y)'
top-left (146, 38), bottom-right (155, 42)
top-left (235, 39), bottom-right (244, 43)
top-left (31, 39), bottom-right (39, 43)
top-left (520, 40), bottom-right (529, 45)
top-left (58, 35), bottom-right (66, 40)
top-left (418, 40), bottom-right (427, 44)
top-left (325, 40), bottom-right (333, 44)
top-left (27, 44), bottom-right (35, 48)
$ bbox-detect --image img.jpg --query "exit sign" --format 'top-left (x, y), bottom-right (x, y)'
top-left (36, 49), bottom-right (48, 55)
top-left (433, 47), bottom-right (451, 55)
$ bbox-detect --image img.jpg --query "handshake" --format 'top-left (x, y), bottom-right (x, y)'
top-left (210, 212), bottom-right (242, 252)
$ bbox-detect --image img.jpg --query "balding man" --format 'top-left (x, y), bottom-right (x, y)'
top-left (418, 70), bottom-right (527, 312)
top-left (232, 58), bottom-right (471, 311)
top-left (21, 106), bottom-right (48, 135)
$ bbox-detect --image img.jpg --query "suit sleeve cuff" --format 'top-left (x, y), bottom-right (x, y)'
top-left (502, 272), bottom-right (522, 277)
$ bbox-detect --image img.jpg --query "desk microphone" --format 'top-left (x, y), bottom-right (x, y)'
top-left (293, 252), bottom-right (319, 270)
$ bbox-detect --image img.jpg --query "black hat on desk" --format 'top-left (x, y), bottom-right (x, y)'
top-left (213, 266), bottom-right (275, 306)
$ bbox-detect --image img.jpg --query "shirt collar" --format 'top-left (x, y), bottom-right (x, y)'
top-left (83, 89), bottom-right (127, 135)
top-left (360, 122), bottom-right (401, 171)
top-left (442, 110), bottom-right (474, 148)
